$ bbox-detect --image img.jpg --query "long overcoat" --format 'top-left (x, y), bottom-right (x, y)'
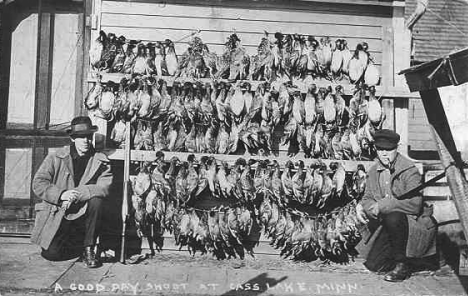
top-left (356, 153), bottom-right (437, 259)
top-left (30, 146), bottom-right (113, 250)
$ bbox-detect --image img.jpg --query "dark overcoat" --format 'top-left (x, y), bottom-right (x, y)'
top-left (356, 153), bottom-right (437, 259)
top-left (30, 146), bottom-right (113, 250)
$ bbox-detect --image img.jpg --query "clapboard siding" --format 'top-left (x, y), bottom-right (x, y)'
top-left (100, 1), bottom-right (387, 67)
top-left (102, 26), bottom-right (384, 53)
top-left (409, 140), bottom-right (437, 151)
top-left (101, 2), bottom-right (390, 26)
top-left (101, 14), bottom-right (382, 38)
top-left (408, 98), bottom-right (436, 151)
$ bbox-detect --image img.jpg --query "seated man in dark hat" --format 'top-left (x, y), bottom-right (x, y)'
top-left (31, 116), bottom-right (113, 268)
top-left (355, 129), bottom-right (438, 282)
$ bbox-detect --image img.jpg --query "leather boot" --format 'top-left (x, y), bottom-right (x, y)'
top-left (83, 246), bottom-right (101, 268)
top-left (384, 262), bottom-right (411, 282)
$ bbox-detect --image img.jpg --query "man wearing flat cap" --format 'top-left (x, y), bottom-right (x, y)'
top-left (355, 129), bottom-right (437, 282)
top-left (31, 116), bottom-right (113, 268)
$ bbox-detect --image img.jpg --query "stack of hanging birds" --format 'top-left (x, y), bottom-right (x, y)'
top-left (129, 152), bottom-right (367, 260)
top-left (89, 31), bottom-right (179, 76)
top-left (172, 205), bottom-right (255, 259)
top-left (88, 73), bottom-right (385, 160)
top-left (89, 31), bottom-right (380, 85)
top-left (262, 200), bottom-right (362, 263)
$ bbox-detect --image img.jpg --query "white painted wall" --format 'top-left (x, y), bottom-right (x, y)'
top-left (7, 13), bottom-right (38, 125)
top-left (49, 13), bottom-right (79, 126)
top-left (439, 83), bottom-right (468, 158)
top-left (3, 148), bottom-right (32, 200)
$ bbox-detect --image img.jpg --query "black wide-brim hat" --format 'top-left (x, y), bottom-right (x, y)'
top-left (66, 116), bottom-right (98, 136)
top-left (374, 129), bottom-right (400, 150)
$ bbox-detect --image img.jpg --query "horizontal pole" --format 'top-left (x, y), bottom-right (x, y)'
top-left (88, 73), bottom-right (419, 98)
top-left (104, 149), bottom-right (374, 172)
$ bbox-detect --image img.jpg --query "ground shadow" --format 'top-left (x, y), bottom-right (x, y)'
top-left (220, 273), bottom-right (287, 296)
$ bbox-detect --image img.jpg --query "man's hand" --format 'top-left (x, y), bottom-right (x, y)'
top-left (356, 203), bottom-right (369, 224)
top-left (60, 190), bottom-right (80, 203)
top-left (367, 202), bottom-right (379, 219)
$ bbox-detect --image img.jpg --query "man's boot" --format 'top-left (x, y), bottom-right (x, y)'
top-left (384, 262), bottom-right (411, 282)
top-left (83, 246), bottom-right (101, 268)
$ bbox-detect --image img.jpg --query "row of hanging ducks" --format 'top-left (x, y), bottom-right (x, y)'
top-left (130, 152), bottom-right (366, 261)
top-left (88, 76), bottom-right (384, 160)
top-left (171, 199), bottom-right (361, 262)
top-left (89, 31), bottom-right (380, 86)
top-left (132, 152), bottom-right (367, 207)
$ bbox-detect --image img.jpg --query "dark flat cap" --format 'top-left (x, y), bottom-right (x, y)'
top-left (374, 129), bottom-right (400, 150)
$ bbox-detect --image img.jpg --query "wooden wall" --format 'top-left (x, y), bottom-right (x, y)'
top-left (408, 98), bottom-right (436, 151)
top-left (98, 1), bottom-right (390, 81)
top-left (93, 0), bottom-right (409, 155)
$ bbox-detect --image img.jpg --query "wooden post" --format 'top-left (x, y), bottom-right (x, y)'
top-left (120, 121), bottom-right (131, 264)
top-left (419, 88), bottom-right (468, 240)
top-left (0, 139), bottom-right (5, 205)
top-left (394, 98), bottom-right (409, 155)
top-left (75, 10), bottom-right (85, 117)
top-left (29, 139), bottom-right (48, 217)
top-left (34, 0), bottom-right (54, 130)
top-left (0, 4), bottom-right (11, 130)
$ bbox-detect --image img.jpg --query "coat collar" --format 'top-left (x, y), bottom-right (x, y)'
top-left (375, 153), bottom-right (414, 175)
top-left (55, 145), bottom-right (108, 185)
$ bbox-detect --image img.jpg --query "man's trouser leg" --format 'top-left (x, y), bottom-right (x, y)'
top-left (41, 219), bottom-right (82, 261)
top-left (41, 197), bottom-right (103, 261)
top-left (382, 211), bottom-right (409, 263)
top-left (83, 197), bottom-right (103, 247)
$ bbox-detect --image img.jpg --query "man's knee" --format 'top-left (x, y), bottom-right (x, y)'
top-left (87, 197), bottom-right (103, 213)
top-left (41, 247), bottom-right (79, 261)
top-left (41, 248), bottom-right (62, 261)
top-left (382, 211), bottom-right (407, 228)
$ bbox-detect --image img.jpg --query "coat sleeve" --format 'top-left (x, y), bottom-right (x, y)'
top-left (360, 172), bottom-right (378, 215)
top-left (32, 154), bottom-right (65, 205)
top-left (75, 159), bottom-right (113, 201)
top-left (378, 166), bottom-right (423, 215)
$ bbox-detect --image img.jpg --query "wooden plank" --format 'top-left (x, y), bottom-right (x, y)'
top-left (408, 140), bottom-right (437, 151)
top-left (381, 25), bottom-right (394, 88)
top-left (407, 131), bottom-right (438, 141)
top-left (34, 4), bottom-right (53, 130)
top-left (101, 1), bottom-right (388, 27)
top-left (100, 14), bottom-right (383, 39)
top-left (0, 140), bottom-right (5, 204)
top-left (29, 140), bottom-right (47, 216)
top-left (424, 186), bottom-right (451, 197)
top-left (0, 7), bottom-right (12, 130)
top-left (394, 98), bottom-right (408, 155)
top-left (381, 98), bottom-right (394, 130)
top-left (75, 12), bottom-right (85, 117)
top-left (0, 135), bottom-right (69, 149)
top-left (101, 26), bottom-right (384, 52)
top-left (102, 0), bottom-right (396, 14)
top-left (89, 72), bottom-right (418, 98)
top-left (121, 120), bottom-right (131, 263)
top-left (391, 5), bottom-right (411, 89)
top-left (104, 149), bottom-right (374, 172)
top-left (81, 0), bottom-right (93, 116)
